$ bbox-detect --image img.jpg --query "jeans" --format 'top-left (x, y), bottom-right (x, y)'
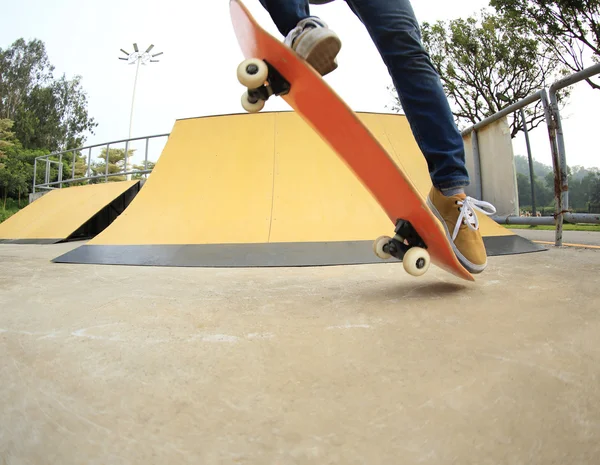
top-left (257, 0), bottom-right (470, 190)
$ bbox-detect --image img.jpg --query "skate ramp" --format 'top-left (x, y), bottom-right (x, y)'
top-left (0, 181), bottom-right (140, 244)
top-left (53, 112), bottom-right (542, 267)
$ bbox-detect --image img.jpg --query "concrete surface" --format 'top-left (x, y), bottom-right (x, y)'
top-left (1, 242), bottom-right (599, 464)
top-left (510, 228), bottom-right (600, 247)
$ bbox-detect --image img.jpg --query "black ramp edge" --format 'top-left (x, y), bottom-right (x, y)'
top-left (0, 238), bottom-right (61, 245)
top-left (53, 235), bottom-right (545, 267)
top-left (483, 235), bottom-right (547, 256)
top-left (52, 241), bottom-right (385, 267)
top-left (64, 181), bottom-right (142, 242)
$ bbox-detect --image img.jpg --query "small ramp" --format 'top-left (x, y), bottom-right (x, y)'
top-left (0, 181), bottom-right (141, 244)
top-left (53, 112), bottom-right (543, 267)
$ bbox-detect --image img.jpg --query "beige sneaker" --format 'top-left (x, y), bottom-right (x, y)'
top-left (284, 17), bottom-right (341, 76)
top-left (426, 187), bottom-right (496, 274)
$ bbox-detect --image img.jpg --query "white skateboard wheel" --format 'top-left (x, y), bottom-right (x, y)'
top-left (237, 58), bottom-right (268, 89)
top-left (403, 247), bottom-right (430, 277)
top-left (373, 235), bottom-right (392, 260)
top-left (241, 91), bottom-right (265, 113)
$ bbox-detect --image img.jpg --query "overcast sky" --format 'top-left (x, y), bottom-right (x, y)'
top-left (2, 0), bottom-right (599, 171)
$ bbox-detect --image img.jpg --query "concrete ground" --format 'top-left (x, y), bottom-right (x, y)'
top-left (1, 241), bottom-right (599, 464)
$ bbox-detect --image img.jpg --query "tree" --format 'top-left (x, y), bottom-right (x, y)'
top-left (132, 161), bottom-right (156, 179)
top-left (0, 150), bottom-right (30, 209)
top-left (517, 172), bottom-right (554, 209)
top-left (91, 148), bottom-right (135, 182)
top-left (0, 38), bottom-right (54, 120)
top-left (398, 9), bottom-right (569, 137)
top-left (0, 38), bottom-right (97, 152)
top-left (491, 0), bottom-right (600, 90)
top-left (0, 119), bottom-right (16, 167)
top-left (590, 173), bottom-right (600, 205)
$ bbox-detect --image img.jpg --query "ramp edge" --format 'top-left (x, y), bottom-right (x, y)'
top-left (52, 236), bottom-right (544, 268)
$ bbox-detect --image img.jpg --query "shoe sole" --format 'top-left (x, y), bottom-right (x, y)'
top-left (295, 31), bottom-right (341, 76)
top-left (426, 196), bottom-right (487, 274)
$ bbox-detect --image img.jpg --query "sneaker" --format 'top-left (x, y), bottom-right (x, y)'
top-left (426, 187), bottom-right (496, 274)
top-left (284, 17), bottom-right (342, 76)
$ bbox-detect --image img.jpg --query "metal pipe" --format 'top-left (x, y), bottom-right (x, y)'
top-left (39, 170), bottom-right (152, 187)
top-left (493, 216), bottom-right (555, 226)
top-left (520, 108), bottom-right (536, 216)
top-left (549, 62), bottom-right (600, 93)
top-left (540, 90), bottom-right (564, 246)
top-left (71, 151), bottom-right (76, 181)
top-left (549, 89), bottom-right (569, 211)
top-left (461, 91), bottom-right (542, 136)
top-left (33, 158), bottom-right (37, 193)
top-left (33, 133), bottom-right (170, 161)
top-left (124, 140), bottom-right (130, 181)
top-left (494, 213), bottom-right (600, 225)
top-left (58, 154), bottom-right (63, 188)
top-left (87, 147), bottom-right (92, 180)
top-left (105, 144), bottom-right (110, 181)
top-left (470, 130), bottom-right (483, 199)
top-left (144, 137), bottom-right (149, 178)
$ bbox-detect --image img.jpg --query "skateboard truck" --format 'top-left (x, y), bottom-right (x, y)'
top-left (237, 58), bottom-right (290, 112)
top-left (373, 219), bottom-right (431, 277)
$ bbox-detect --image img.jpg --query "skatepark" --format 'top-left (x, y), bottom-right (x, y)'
top-left (2, 108), bottom-right (600, 463)
top-left (3, 0), bottom-right (600, 456)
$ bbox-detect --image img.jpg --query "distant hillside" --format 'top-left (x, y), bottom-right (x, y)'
top-left (513, 155), bottom-right (600, 212)
top-left (514, 155), bottom-right (552, 178)
top-left (515, 155), bottom-right (599, 181)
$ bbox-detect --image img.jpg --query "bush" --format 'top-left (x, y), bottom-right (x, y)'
top-left (0, 198), bottom-right (28, 223)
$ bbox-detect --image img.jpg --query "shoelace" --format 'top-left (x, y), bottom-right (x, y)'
top-left (452, 197), bottom-right (497, 241)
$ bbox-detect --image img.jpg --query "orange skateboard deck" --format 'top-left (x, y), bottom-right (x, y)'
top-left (229, 0), bottom-right (474, 281)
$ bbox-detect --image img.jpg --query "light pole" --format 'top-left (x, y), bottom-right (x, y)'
top-left (119, 43), bottom-right (163, 179)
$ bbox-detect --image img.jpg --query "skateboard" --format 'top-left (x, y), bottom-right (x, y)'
top-left (229, 0), bottom-right (474, 281)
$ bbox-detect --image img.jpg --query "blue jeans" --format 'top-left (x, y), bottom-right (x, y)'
top-left (257, 0), bottom-right (469, 190)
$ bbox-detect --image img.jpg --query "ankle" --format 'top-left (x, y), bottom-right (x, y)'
top-left (440, 186), bottom-right (465, 197)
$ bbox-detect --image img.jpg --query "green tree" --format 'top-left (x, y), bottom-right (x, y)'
top-left (590, 172), bottom-right (600, 205)
top-left (490, 0), bottom-right (600, 90)
top-left (0, 150), bottom-right (30, 209)
top-left (91, 148), bottom-right (135, 182)
top-left (514, 154), bottom-right (553, 178)
top-left (0, 38), bottom-right (54, 120)
top-left (400, 9), bottom-right (569, 137)
top-left (0, 38), bottom-right (97, 152)
top-left (0, 119), bottom-right (16, 167)
top-left (132, 160), bottom-right (156, 179)
top-left (517, 172), bottom-right (555, 209)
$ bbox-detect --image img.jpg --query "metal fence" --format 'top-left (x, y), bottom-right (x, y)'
top-left (33, 133), bottom-right (170, 193)
top-left (461, 63), bottom-right (600, 247)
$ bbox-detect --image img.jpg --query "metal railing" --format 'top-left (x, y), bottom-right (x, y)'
top-left (33, 133), bottom-right (170, 192)
top-left (461, 63), bottom-right (600, 247)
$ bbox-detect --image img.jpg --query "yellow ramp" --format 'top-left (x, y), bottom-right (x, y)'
top-left (0, 181), bottom-right (140, 244)
top-left (53, 112), bottom-right (542, 267)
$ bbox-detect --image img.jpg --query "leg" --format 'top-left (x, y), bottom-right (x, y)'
top-left (257, 0), bottom-right (310, 36)
top-left (344, 0), bottom-right (468, 190)
top-left (257, 0), bottom-right (342, 76)
top-left (345, 0), bottom-right (496, 273)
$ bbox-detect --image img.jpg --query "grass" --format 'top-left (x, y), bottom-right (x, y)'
top-left (0, 207), bottom-right (19, 223)
top-left (0, 198), bottom-right (28, 224)
top-left (504, 224), bottom-right (600, 232)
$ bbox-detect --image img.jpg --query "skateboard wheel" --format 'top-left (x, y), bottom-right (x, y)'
top-left (237, 58), bottom-right (269, 89)
top-left (403, 247), bottom-right (430, 277)
top-left (373, 235), bottom-right (392, 260)
top-left (241, 91), bottom-right (265, 113)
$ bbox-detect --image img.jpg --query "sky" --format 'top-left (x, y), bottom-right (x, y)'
top-left (2, 0), bottom-right (599, 171)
